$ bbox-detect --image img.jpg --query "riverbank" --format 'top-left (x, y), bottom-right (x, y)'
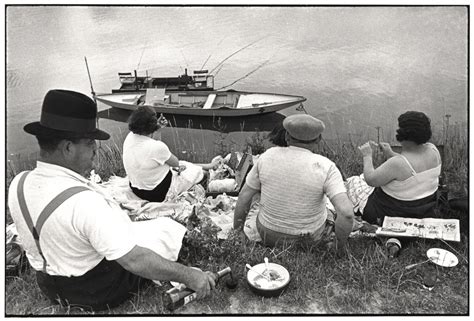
top-left (4, 129), bottom-right (468, 315)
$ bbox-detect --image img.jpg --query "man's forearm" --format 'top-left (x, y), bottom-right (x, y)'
top-left (330, 193), bottom-right (355, 246)
top-left (233, 184), bottom-right (257, 230)
top-left (233, 199), bottom-right (250, 230)
top-left (117, 246), bottom-right (196, 285)
top-left (335, 214), bottom-right (353, 246)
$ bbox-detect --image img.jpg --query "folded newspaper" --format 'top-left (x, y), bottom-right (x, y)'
top-left (375, 217), bottom-right (460, 242)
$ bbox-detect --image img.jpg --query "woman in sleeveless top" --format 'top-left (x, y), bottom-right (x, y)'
top-left (357, 111), bottom-right (441, 225)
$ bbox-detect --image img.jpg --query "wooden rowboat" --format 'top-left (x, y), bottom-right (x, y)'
top-left (95, 89), bottom-right (306, 117)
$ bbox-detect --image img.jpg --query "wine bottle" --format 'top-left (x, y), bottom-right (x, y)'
top-left (163, 266), bottom-right (232, 311)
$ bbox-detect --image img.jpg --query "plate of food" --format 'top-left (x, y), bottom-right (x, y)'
top-left (427, 248), bottom-right (458, 267)
top-left (246, 260), bottom-right (290, 297)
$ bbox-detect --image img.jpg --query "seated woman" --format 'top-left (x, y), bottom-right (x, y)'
top-left (357, 111), bottom-right (441, 226)
top-left (123, 106), bottom-right (220, 202)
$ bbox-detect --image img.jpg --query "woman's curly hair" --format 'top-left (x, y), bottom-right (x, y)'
top-left (395, 111), bottom-right (432, 144)
top-left (128, 106), bottom-right (159, 135)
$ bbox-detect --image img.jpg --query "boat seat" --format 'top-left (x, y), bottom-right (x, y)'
top-left (145, 88), bottom-right (166, 106)
top-left (202, 94), bottom-right (217, 109)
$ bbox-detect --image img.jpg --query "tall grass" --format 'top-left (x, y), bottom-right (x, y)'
top-left (4, 121), bottom-right (468, 315)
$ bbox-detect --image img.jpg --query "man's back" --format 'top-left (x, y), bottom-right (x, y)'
top-left (245, 146), bottom-right (346, 236)
top-left (8, 162), bottom-right (135, 277)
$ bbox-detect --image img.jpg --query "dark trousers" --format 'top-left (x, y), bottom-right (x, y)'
top-left (362, 187), bottom-right (437, 225)
top-left (130, 170), bottom-right (172, 203)
top-left (36, 259), bottom-right (146, 311)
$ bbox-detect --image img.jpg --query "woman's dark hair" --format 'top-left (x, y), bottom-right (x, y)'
top-left (395, 111), bottom-right (432, 144)
top-left (128, 106), bottom-right (159, 135)
top-left (267, 123), bottom-right (288, 147)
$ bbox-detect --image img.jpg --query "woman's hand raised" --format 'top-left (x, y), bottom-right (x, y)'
top-left (358, 141), bottom-right (376, 157)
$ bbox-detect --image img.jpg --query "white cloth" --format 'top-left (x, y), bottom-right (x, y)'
top-left (245, 146), bottom-right (347, 236)
top-left (382, 143), bottom-right (441, 201)
top-left (131, 217), bottom-right (186, 261)
top-left (123, 132), bottom-right (172, 190)
top-left (8, 162), bottom-right (185, 277)
top-left (165, 161), bottom-right (204, 201)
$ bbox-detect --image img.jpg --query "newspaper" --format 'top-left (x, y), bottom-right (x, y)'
top-left (375, 217), bottom-right (460, 242)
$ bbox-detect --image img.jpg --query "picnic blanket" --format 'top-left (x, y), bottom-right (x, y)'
top-left (102, 175), bottom-right (265, 241)
top-left (6, 172), bottom-right (376, 270)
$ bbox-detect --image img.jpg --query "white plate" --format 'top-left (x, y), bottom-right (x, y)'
top-left (247, 262), bottom-right (290, 290)
top-left (427, 248), bottom-right (458, 267)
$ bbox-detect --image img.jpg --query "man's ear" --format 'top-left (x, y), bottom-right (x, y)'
top-left (59, 139), bottom-right (75, 158)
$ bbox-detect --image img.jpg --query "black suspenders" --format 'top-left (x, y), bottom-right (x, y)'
top-left (16, 171), bottom-right (90, 273)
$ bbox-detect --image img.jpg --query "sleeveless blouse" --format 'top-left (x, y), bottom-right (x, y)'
top-left (381, 143), bottom-right (441, 201)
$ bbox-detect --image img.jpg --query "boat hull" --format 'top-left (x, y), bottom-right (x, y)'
top-left (95, 91), bottom-right (306, 117)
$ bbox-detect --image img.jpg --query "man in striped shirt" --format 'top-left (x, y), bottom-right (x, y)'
top-left (233, 114), bottom-right (354, 250)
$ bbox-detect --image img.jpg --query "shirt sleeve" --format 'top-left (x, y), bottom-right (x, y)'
top-left (150, 140), bottom-right (172, 166)
top-left (323, 163), bottom-right (347, 199)
top-left (245, 158), bottom-right (261, 191)
top-left (73, 192), bottom-right (137, 261)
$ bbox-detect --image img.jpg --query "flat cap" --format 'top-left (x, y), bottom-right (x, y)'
top-left (283, 114), bottom-right (325, 141)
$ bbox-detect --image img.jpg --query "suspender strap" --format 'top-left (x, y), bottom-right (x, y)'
top-left (36, 186), bottom-right (90, 235)
top-left (16, 171), bottom-right (90, 273)
top-left (17, 172), bottom-right (38, 238)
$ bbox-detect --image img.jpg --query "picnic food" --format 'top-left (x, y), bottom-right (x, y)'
top-left (252, 269), bottom-right (285, 289)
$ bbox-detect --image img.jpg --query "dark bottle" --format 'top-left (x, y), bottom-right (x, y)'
top-left (163, 267), bottom-right (232, 311)
top-left (385, 238), bottom-right (401, 258)
top-left (422, 266), bottom-right (437, 290)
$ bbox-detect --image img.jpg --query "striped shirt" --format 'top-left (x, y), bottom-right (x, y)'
top-left (245, 146), bottom-right (347, 236)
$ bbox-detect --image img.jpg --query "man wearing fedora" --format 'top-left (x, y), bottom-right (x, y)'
top-left (233, 114), bottom-right (354, 249)
top-left (8, 89), bottom-right (216, 311)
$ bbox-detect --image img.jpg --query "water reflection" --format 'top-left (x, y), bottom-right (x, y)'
top-left (97, 107), bottom-right (285, 133)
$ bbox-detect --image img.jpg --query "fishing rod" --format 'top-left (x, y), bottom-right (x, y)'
top-left (216, 60), bottom-right (269, 90)
top-left (209, 37), bottom-right (264, 75)
top-left (84, 56), bottom-right (96, 101)
top-left (136, 44), bottom-right (147, 71)
top-left (200, 54), bottom-right (212, 70)
top-left (200, 38), bottom-right (224, 70)
top-left (84, 56), bottom-right (102, 161)
top-left (181, 50), bottom-right (190, 72)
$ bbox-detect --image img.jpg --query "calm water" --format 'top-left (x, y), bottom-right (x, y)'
top-left (6, 6), bottom-right (468, 160)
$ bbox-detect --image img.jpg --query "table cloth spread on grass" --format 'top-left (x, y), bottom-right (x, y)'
top-left (6, 172), bottom-right (376, 270)
top-left (98, 175), bottom-right (261, 241)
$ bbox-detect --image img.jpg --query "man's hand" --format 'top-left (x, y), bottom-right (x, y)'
top-left (185, 268), bottom-right (217, 300)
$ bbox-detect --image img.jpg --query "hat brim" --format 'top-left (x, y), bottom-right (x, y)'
top-left (24, 122), bottom-right (110, 140)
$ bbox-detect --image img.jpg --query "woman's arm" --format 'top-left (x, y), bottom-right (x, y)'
top-left (164, 154), bottom-right (180, 168)
top-left (379, 142), bottom-right (399, 159)
top-left (359, 141), bottom-right (401, 187)
top-left (195, 156), bottom-right (223, 170)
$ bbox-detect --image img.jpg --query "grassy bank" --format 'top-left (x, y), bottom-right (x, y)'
top-left (4, 126), bottom-right (469, 315)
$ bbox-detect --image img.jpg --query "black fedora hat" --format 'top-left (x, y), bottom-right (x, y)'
top-left (24, 89), bottom-right (110, 140)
